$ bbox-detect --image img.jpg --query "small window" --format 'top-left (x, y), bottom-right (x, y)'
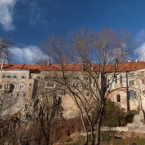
top-left (23, 93), bottom-right (25, 96)
top-left (0, 85), bottom-right (3, 89)
top-left (120, 76), bottom-right (122, 83)
top-left (129, 90), bottom-right (137, 100)
top-left (59, 91), bottom-right (65, 96)
top-left (17, 93), bottom-right (19, 96)
top-left (21, 76), bottom-right (26, 79)
top-left (142, 79), bottom-right (145, 84)
top-left (114, 76), bottom-right (117, 83)
top-left (46, 83), bottom-right (55, 88)
top-left (13, 75), bottom-right (17, 79)
top-left (129, 80), bottom-right (134, 86)
top-left (37, 76), bottom-right (41, 79)
top-left (143, 90), bottom-right (145, 95)
top-left (141, 71), bottom-right (144, 77)
top-left (4, 84), bottom-right (9, 89)
top-left (75, 92), bottom-right (78, 96)
top-left (93, 82), bottom-right (96, 87)
top-left (44, 76), bottom-right (49, 79)
top-left (107, 79), bottom-right (109, 86)
top-left (52, 75), bottom-right (57, 79)
top-left (2, 75), bottom-right (5, 78)
top-left (130, 73), bottom-right (134, 78)
top-left (84, 76), bottom-right (88, 80)
top-left (72, 83), bottom-right (78, 87)
top-left (117, 95), bottom-right (120, 102)
top-left (7, 75), bottom-right (11, 78)
top-left (73, 76), bottom-right (79, 80)
top-left (20, 85), bottom-right (24, 90)
top-left (86, 92), bottom-right (89, 96)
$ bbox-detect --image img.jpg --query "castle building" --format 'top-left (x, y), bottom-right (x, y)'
top-left (1, 60), bottom-right (145, 117)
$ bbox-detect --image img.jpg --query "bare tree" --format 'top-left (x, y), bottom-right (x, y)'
top-left (40, 28), bottom-right (133, 145)
top-left (0, 36), bottom-right (13, 63)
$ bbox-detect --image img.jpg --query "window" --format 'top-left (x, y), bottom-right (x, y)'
top-left (59, 91), bottom-right (65, 96)
top-left (120, 76), bottom-right (122, 83)
top-left (114, 76), bottom-right (117, 83)
top-left (117, 95), bottom-right (120, 102)
top-left (130, 73), bottom-right (134, 78)
top-left (13, 75), bottom-right (17, 79)
top-left (129, 90), bottom-right (137, 99)
top-left (17, 93), bottom-right (19, 96)
top-left (129, 80), bottom-right (134, 86)
top-left (20, 85), bottom-right (24, 90)
top-left (44, 75), bottom-right (49, 79)
top-left (36, 76), bottom-right (41, 79)
top-left (2, 75), bottom-right (5, 78)
top-left (143, 90), bottom-right (145, 95)
top-left (86, 92), bottom-right (89, 96)
top-left (21, 76), bottom-right (26, 79)
top-left (107, 79), bottom-right (110, 86)
top-left (83, 83), bottom-right (89, 88)
top-left (0, 85), bottom-right (3, 89)
top-left (7, 75), bottom-right (11, 78)
top-left (52, 75), bottom-right (57, 79)
top-left (73, 76), bottom-right (79, 80)
top-left (93, 82), bottom-right (96, 87)
top-left (46, 83), bottom-right (55, 88)
top-left (4, 84), bottom-right (9, 89)
top-left (141, 71), bottom-right (144, 77)
top-left (84, 76), bottom-right (88, 80)
top-left (142, 79), bottom-right (145, 84)
top-left (72, 83), bottom-right (78, 87)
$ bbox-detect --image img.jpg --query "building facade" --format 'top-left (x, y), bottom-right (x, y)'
top-left (1, 61), bottom-right (145, 117)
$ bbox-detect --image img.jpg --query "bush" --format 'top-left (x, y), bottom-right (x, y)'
top-left (101, 99), bottom-right (137, 127)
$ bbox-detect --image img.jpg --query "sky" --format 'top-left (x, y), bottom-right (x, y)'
top-left (0, 0), bottom-right (145, 63)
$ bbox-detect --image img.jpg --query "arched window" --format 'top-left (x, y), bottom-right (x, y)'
top-left (129, 90), bottom-right (137, 100)
top-left (117, 94), bottom-right (120, 102)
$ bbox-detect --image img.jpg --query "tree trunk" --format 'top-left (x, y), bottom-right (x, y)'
top-left (80, 113), bottom-right (89, 145)
top-left (94, 106), bottom-right (104, 145)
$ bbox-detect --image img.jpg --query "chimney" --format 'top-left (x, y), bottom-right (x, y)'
top-left (47, 62), bottom-right (50, 66)
top-left (135, 59), bottom-right (138, 63)
top-left (1, 60), bottom-right (5, 69)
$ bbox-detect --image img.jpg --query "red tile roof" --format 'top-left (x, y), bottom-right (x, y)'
top-left (0, 62), bottom-right (145, 72)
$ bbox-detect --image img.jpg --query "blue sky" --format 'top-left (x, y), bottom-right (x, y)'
top-left (0, 0), bottom-right (145, 63)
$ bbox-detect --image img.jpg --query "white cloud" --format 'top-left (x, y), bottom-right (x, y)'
top-left (135, 42), bottom-right (145, 61)
top-left (135, 29), bottom-right (145, 43)
top-left (10, 45), bottom-right (48, 64)
top-left (0, 0), bottom-right (17, 31)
